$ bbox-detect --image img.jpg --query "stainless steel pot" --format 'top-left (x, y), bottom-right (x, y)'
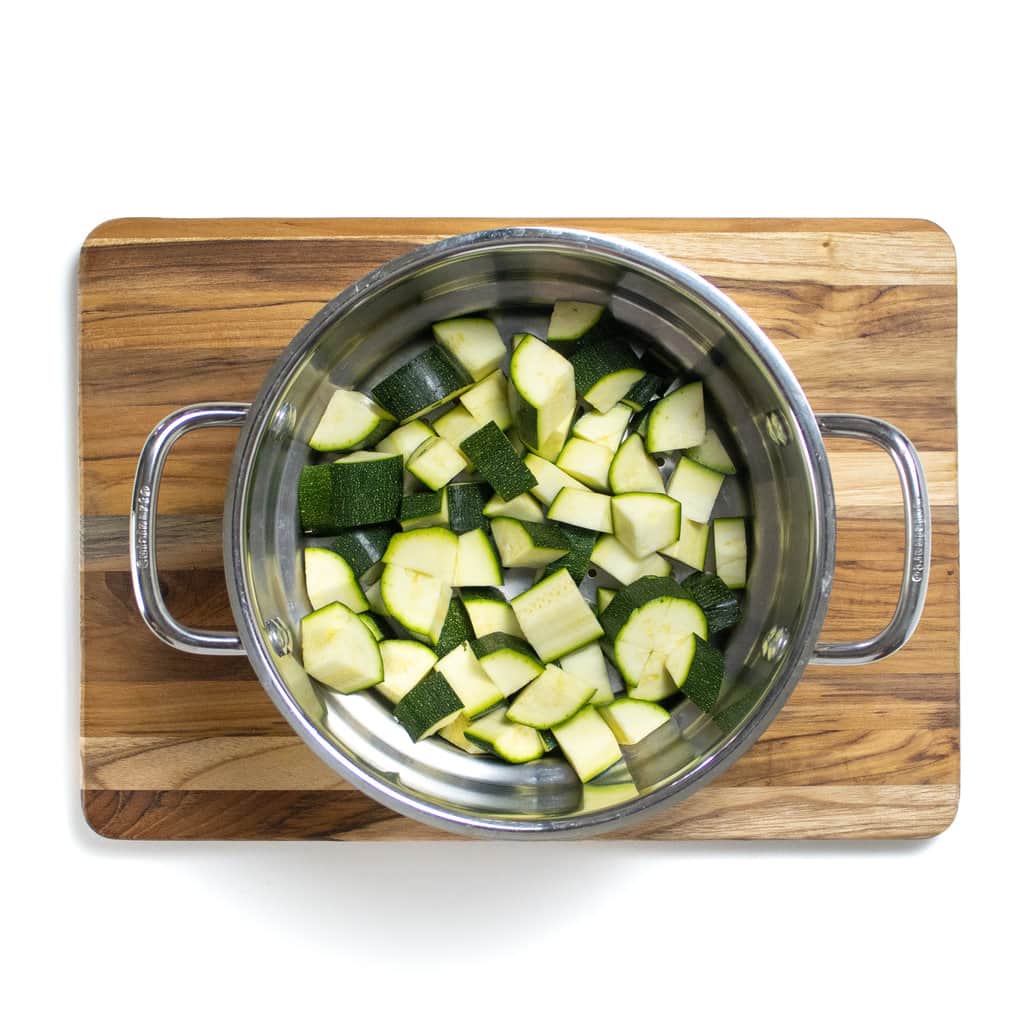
top-left (129, 227), bottom-right (930, 838)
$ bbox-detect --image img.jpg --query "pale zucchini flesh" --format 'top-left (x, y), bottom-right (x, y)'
top-left (608, 433), bottom-right (665, 494)
top-left (454, 528), bottom-right (504, 587)
top-left (382, 527), bottom-right (459, 584)
top-left (380, 563), bottom-right (452, 641)
top-left (509, 334), bottom-right (576, 458)
top-left (523, 453), bottom-right (590, 506)
top-left (556, 438), bottom-right (614, 492)
top-left (551, 705), bottom-right (623, 782)
top-left (490, 517), bottom-right (570, 569)
top-left (510, 568), bottom-right (605, 662)
top-left (310, 388), bottom-right (395, 452)
top-left (590, 535), bottom-right (672, 585)
top-left (464, 709), bottom-right (546, 763)
top-left (406, 435), bottom-right (469, 490)
top-left (432, 405), bottom-right (483, 446)
top-left (459, 370), bottom-right (512, 430)
top-left (660, 518), bottom-right (711, 570)
top-left (646, 381), bottom-right (706, 453)
top-left (559, 641), bottom-right (616, 706)
top-left (435, 641), bottom-right (505, 718)
top-left (301, 602), bottom-right (383, 694)
top-left (548, 487), bottom-right (614, 533)
top-left (303, 547), bottom-right (369, 613)
top-left (376, 638), bottom-right (438, 704)
top-left (375, 418), bottom-right (436, 462)
top-left (432, 317), bottom-right (506, 381)
top-left (714, 517), bottom-right (748, 589)
top-left (572, 403), bottom-right (632, 451)
top-left (665, 456), bottom-right (725, 524)
top-left (686, 427), bottom-right (736, 474)
top-left (598, 697), bottom-right (671, 744)
top-left (482, 491), bottom-right (546, 522)
top-left (611, 492), bottom-right (681, 559)
top-left (461, 591), bottom-right (526, 640)
top-left (547, 301), bottom-right (604, 342)
top-left (506, 665), bottom-right (596, 729)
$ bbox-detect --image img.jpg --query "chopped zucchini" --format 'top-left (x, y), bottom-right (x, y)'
top-left (363, 578), bottom-right (387, 617)
top-left (686, 427), bottom-right (737, 475)
top-left (309, 388), bottom-right (395, 452)
top-left (380, 564), bottom-right (452, 643)
top-left (572, 404), bottom-right (632, 451)
top-left (382, 527), bottom-right (458, 584)
top-left (407, 435), bottom-right (469, 490)
top-left (471, 632), bottom-right (544, 697)
top-left (624, 651), bottom-right (677, 700)
top-left (608, 433), bottom-right (665, 494)
top-left (375, 418), bottom-right (436, 462)
top-left (376, 638), bottom-right (438, 704)
top-left (358, 613), bottom-right (388, 641)
top-left (460, 421), bottom-right (538, 501)
top-left (665, 634), bottom-right (725, 713)
top-left (523, 453), bottom-right (590, 506)
top-left (511, 568), bottom-right (604, 662)
top-left (714, 517), bottom-right (748, 589)
top-left (508, 334), bottom-right (577, 459)
top-left (599, 576), bottom-right (687, 642)
top-left (660, 518), bottom-right (711, 570)
top-left (371, 344), bottom-right (474, 422)
top-left (646, 382), bottom-right (706, 453)
top-left (571, 334), bottom-right (646, 414)
top-left (547, 301), bottom-right (604, 348)
top-left (464, 709), bottom-right (546, 764)
top-left (551, 705), bottom-right (622, 782)
top-left (679, 571), bottom-right (742, 634)
top-left (491, 517), bottom-right (570, 569)
top-left (590, 535), bottom-right (672, 585)
top-left (539, 523), bottom-right (599, 583)
top-left (611, 492), bottom-right (681, 558)
top-left (598, 697), bottom-right (672, 744)
top-left (432, 317), bottom-right (506, 382)
top-left (482, 491), bottom-right (546, 523)
top-left (393, 670), bottom-right (464, 741)
top-left (321, 524), bottom-right (396, 581)
top-left (399, 490), bottom-right (448, 530)
top-left (437, 713), bottom-right (487, 754)
top-left (507, 665), bottom-right (596, 729)
top-left (621, 373), bottom-right (664, 412)
top-left (303, 547), bottom-right (369, 613)
top-left (596, 587), bottom-right (617, 614)
top-left (548, 487), bottom-right (614, 534)
top-left (434, 596), bottom-right (474, 657)
top-left (560, 642), bottom-right (615, 706)
top-left (454, 528), bottom-right (504, 588)
top-left (433, 405), bottom-right (482, 447)
top-left (556, 437), bottom-right (614, 491)
top-left (665, 456), bottom-right (725, 524)
top-left (298, 453), bottom-right (403, 533)
top-left (301, 602), bottom-right (383, 694)
top-left (445, 481), bottom-right (492, 534)
top-left (435, 641), bottom-right (506, 718)
top-left (460, 370), bottom-right (512, 430)
top-left (460, 588), bottom-right (525, 640)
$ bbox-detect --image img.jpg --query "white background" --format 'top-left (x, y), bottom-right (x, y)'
top-left (3, 1), bottom-right (1020, 1020)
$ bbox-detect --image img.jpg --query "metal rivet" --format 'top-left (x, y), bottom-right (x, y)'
top-left (265, 617), bottom-right (293, 656)
top-left (762, 626), bottom-right (789, 661)
top-left (271, 403), bottom-right (296, 438)
top-left (766, 411), bottom-right (790, 446)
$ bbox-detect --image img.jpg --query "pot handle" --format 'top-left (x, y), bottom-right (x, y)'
top-left (811, 414), bottom-right (931, 666)
top-left (130, 403), bottom-right (250, 656)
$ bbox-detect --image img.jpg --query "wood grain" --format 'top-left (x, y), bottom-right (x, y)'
top-left (79, 218), bottom-right (958, 840)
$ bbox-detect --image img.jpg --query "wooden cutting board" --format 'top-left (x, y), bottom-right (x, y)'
top-left (79, 218), bottom-right (959, 840)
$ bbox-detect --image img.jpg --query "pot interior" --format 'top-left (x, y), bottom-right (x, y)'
top-left (230, 231), bottom-right (832, 835)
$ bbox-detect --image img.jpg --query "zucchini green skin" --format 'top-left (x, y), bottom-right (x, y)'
top-left (621, 373), bottom-right (664, 412)
top-left (371, 344), bottom-right (473, 422)
top-left (298, 457), bottom-right (403, 533)
top-left (539, 523), bottom-right (599, 583)
top-left (393, 670), bottom-right (464, 741)
top-left (470, 632), bottom-right (543, 669)
top-left (679, 572), bottom-right (742, 633)
top-left (570, 332), bottom-right (643, 398)
top-left (399, 491), bottom-right (444, 523)
top-left (460, 421), bottom-right (538, 501)
top-left (445, 481), bottom-right (492, 534)
top-left (319, 523), bottom-right (397, 579)
top-left (434, 594), bottom-right (473, 657)
top-left (599, 576), bottom-right (685, 640)
top-left (678, 635), bottom-right (725, 713)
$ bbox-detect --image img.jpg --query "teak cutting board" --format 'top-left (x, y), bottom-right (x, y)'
top-left (79, 218), bottom-right (959, 840)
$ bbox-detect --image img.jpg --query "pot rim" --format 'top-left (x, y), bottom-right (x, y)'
top-left (223, 226), bottom-right (835, 838)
